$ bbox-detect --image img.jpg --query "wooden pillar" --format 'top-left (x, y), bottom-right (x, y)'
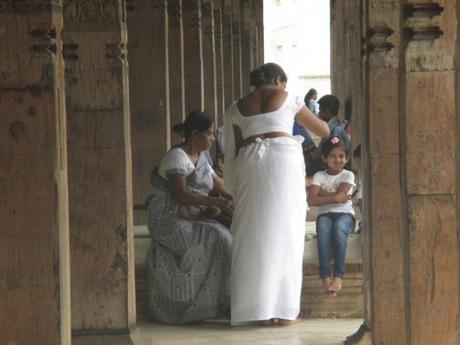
top-left (255, 0), bottom-right (264, 66)
top-left (128, 0), bottom-right (170, 208)
top-left (0, 2), bottom-right (71, 344)
top-left (231, 0), bottom-right (242, 99)
top-left (214, 1), bottom-right (226, 122)
top-left (364, 1), bottom-right (460, 344)
top-left (330, 0), bottom-right (346, 109)
top-left (222, 0), bottom-right (234, 108)
top-left (239, 0), bottom-right (253, 95)
top-left (183, 0), bottom-right (204, 112)
top-left (63, 0), bottom-right (135, 340)
top-left (168, 0), bottom-right (186, 145)
top-left (202, 0), bottom-right (218, 119)
top-left (366, 1), bottom-right (407, 344)
top-left (249, 0), bottom-right (258, 77)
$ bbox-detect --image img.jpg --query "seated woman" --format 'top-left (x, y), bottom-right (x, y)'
top-left (146, 110), bottom-right (233, 324)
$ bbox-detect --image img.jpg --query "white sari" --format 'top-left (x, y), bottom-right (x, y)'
top-left (223, 96), bottom-right (307, 325)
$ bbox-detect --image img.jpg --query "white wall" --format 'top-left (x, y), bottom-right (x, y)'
top-left (264, 0), bottom-right (331, 98)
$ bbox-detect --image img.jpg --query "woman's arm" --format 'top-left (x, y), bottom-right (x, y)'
top-left (169, 174), bottom-right (230, 208)
top-left (212, 175), bottom-right (233, 200)
top-left (295, 106), bottom-right (330, 138)
top-left (308, 182), bottom-right (353, 206)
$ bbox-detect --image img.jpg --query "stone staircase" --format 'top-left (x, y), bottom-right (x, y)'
top-left (134, 220), bottom-right (364, 321)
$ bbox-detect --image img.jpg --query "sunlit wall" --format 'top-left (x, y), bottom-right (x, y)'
top-left (264, 0), bottom-right (331, 99)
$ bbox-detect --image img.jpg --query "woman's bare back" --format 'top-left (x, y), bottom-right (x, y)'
top-left (237, 87), bottom-right (288, 117)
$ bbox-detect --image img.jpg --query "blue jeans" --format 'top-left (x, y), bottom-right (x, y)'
top-left (316, 212), bottom-right (355, 278)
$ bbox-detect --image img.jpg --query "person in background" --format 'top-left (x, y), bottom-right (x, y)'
top-left (304, 88), bottom-right (320, 115)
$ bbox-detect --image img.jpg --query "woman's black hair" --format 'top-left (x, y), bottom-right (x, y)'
top-left (172, 110), bottom-right (213, 139)
top-left (249, 63), bottom-right (287, 87)
top-left (321, 135), bottom-right (352, 158)
top-left (304, 88), bottom-right (317, 103)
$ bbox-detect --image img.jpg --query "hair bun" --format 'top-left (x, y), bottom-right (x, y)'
top-left (172, 123), bottom-right (185, 135)
top-left (249, 68), bottom-right (267, 87)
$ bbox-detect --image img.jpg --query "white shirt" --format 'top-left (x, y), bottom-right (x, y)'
top-left (311, 169), bottom-right (355, 215)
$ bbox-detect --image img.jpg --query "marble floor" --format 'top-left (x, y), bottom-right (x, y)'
top-left (131, 319), bottom-right (363, 345)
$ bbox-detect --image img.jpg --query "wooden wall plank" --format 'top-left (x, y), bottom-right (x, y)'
top-left (405, 71), bottom-right (455, 195)
top-left (369, 154), bottom-right (408, 345)
top-left (368, 68), bottom-right (400, 154)
top-left (408, 195), bottom-right (459, 345)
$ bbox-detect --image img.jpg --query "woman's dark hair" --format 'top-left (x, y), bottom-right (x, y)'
top-left (321, 135), bottom-right (352, 158)
top-left (304, 88), bottom-right (317, 103)
top-left (318, 94), bottom-right (340, 117)
top-left (249, 63), bottom-right (287, 87)
top-left (172, 110), bottom-right (213, 139)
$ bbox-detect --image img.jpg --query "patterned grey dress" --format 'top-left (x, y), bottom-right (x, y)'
top-left (146, 148), bottom-right (232, 324)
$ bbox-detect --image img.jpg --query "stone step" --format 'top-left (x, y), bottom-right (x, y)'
top-left (134, 223), bottom-right (364, 321)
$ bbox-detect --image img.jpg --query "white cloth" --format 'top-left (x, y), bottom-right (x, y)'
top-left (311, 169), bottom-right (355, 215)
top-left (232, 94), bottom-right (305, 139)
top-left (223, 93), bottom-right (307, 325)
top-left (223, 94), bottom-right (305, 196)
top-left (158, 147), bottom-right (216, 179)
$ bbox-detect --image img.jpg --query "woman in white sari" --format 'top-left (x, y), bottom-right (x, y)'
top-left (224, 63), bottom-right (329, 326)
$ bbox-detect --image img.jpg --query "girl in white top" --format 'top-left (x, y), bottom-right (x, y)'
top-left (223, 63), bottom-right (329, 326)
top-left (307, 136), bottom-right (355, 296)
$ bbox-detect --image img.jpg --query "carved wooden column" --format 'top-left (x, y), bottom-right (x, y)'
top-left (63, 0), bottom-right (135, 341)
top-left (214, 1), bottom-right (225, 122)
top-left (202, 0), bottom-right (217, 120)
top-left (222, 0), bottom-right (234, 108)
top-left (366, 1), bottom-right (406, 344)
top-left (168, 0), bottom-right (185, 145)
top-left (128, 0), bottom-right (170, 208)
top-left (0, 2), bottom-right (71, 344)
top-left (183, 0), bottom-right (204, 112)
top-left (364, 1), bottom-right (460, 344)
top-left (231, 0), bottom-right (242, 99)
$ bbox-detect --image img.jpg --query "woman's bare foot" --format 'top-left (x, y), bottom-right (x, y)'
top-left (278, 312), bottom-right (305, 326)
top-left (329, 277), bottom-right (343, 292)
top-left (259, 319), bottom-right (276, 326)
